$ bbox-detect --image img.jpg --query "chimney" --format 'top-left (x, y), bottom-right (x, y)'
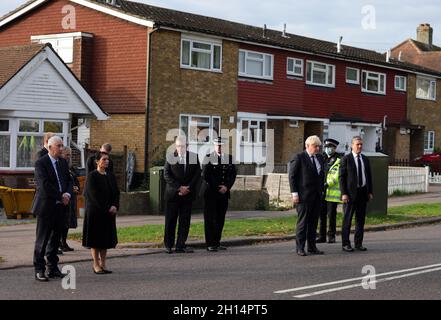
top-left (282, 24), bottom-right (289, 38)
top-left (337, 36), bottom-right (343, 53)
top-left (417, 23), bottom-right (433, 46)
top-left (386, 49), bottom-right (391, 62)
top-left (263, 24), bottom-right (267, 38)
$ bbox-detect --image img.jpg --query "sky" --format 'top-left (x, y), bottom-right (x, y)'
top-left (1, 0), bottom-right (441, 53)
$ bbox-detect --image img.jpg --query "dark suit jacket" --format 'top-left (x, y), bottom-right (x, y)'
top-left (289, 151), bottom-right (325, 203)
top-left (36, 147), bottom-right (48, 159)
top-left (31, 154), bottom-right (73, 217)
top-left (339, 153), bottom-right (373, 202)
top-left (202, 153), bottom-right (237, 199)
top-left (164, 151), bottom-right (201, 202)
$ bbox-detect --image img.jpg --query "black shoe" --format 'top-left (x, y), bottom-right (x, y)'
top-left (93, 268), bottom-right (106, 275)
top-left (355, 246), bottom-right (368, 251)
top-left (35, 272), bottom-right (49, 282)
top-left (175, 247), bottom-right (194, 253)
top-left (316, 237), bottom-right (327, 243)
top-left (216, 246), bottom-right (227, 250)
top-left (296, 249), bottom-right (307, 256)
top-left (327, 237), bottom-right (336, 244)
top-left (165, 248), bottom-right (173, 254)
top-left (308, 248), bottom-right (324, 255)
top-left (342, 245), bottom-right (354, 252)
top-left (48, 269), bottom-right (65, 279)
top-left (207, 246), bottom-right (218, 252)
top-left (102, 269), bottom-right (113, 274)
top-left (57, 250), bottom-right (63, 255)
top-left (60, 244), bottom-right (74, 252)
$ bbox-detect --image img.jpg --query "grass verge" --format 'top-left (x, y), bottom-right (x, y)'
top-left (69, 202), bottom-right (441, 244)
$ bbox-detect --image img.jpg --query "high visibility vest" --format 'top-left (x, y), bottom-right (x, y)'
top-left (325, 158), bottom-right (343, 203)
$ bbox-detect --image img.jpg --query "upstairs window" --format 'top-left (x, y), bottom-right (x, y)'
top-left (181, 36), bottom-right (222, 72)
top-left (395, 75), bottom-right (407, 92)
top-left (346, 67), bottom-right (360, 84)
top-left (287, 58), bottom-right (303, 77)
top-left (362, 70), bottom-right (386, 95)
top-left (34, 37), bottom-right (73, 64)
top-left (239, 49), bottom-right (274, 80)
top-left (416, 76), bottom-right (436, 101)
top-left (306, 61), bottom-right (335, 87)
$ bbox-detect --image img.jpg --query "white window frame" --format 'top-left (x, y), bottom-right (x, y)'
top-left (240, 119), bottom-right (267, 145)
top-left (361, 70), bottom-right (386, 95)
top-left (306, 60), bottom-right (336, 88)
top-left (239, 49), bottom-right (274, 80)
top-left (394, 75), bottom-right (407, 92)
top-left (0, 119), bottom-right (11, 170)
top-left (424, 130), bottom-right (435, 154)
top-left (346, 67), bottom-right (360, 84)
top-left (416, 76), bottom-right (437, 101)
top-left (0, 118), bottom-right (68, 170)
top-left (287, 57), bottom-right (304, 77)
top-left (180, 35), bottom-right (222, 72)
top-left (179, 114), bottom-right (221, 145)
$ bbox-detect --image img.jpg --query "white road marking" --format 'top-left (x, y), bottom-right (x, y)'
top-left (293, 266), bottom-right (441, 298)
top-left (274, 262), bottom-right (441, 294)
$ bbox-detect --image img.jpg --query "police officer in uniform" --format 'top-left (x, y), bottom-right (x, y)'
top-left (317, 138), bottom-right (341, 244)
top-left (202, 137), bottom-right (237, 252)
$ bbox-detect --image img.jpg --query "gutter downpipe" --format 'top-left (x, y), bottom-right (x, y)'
top-left (144, 24), bottom-right (160, 184)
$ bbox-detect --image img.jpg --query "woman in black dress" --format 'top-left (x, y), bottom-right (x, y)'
top-left (82, 152), bottom-right (119, 274)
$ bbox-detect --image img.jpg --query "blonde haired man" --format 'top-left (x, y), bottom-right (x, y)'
top-left (289, 135), bottom-right (325, 256)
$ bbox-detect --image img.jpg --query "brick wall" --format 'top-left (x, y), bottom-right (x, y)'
top-left (407, 75), bottom-right (441, 151)
top-left (90, 114), bottom-right (145, 172)
top-left (148, 29), bottom-right (238, 167)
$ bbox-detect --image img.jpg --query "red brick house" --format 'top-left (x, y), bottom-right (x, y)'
top-left (2, 0), bottom-right (441, 182)
top-left (391, 23), bottom-right (441, 156)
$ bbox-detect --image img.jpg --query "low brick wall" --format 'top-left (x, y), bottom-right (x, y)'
top-left (119, 191), bottom-right (150, 215)
top-left (229, 190), bottom-right (269, 211)
top-left (265, 174), bottom-right (292, 206)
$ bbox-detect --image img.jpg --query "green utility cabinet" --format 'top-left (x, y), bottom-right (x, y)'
top-left (149, 166), bottom-right (165, 213)
top-left (365, 153), bottom-right (389, 216)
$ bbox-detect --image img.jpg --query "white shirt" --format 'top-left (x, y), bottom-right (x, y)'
top-left (352, 152), bottom-right (366, 188)
top-left (48, 154), bottom-right (71, 199)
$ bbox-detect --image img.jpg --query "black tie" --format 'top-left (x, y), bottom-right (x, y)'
top-left (311, 156), bottom-right (319, 174)
top-left (357, 155), bottom-right (363, 187)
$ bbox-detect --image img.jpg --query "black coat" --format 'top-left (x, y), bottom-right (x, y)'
top-left (164, 151), bottom-right (201, 202)
top-left (36, 147), bottom-right (48, 159)
top-left (289, 151), bottom-right (325, 203)
top-left (202, 153), bottom-right (237, 199)
top-left (82, 170), bottom-right (120, 249)
top-left (339, 153), bottom-right (373, 202)
top-left (31, 155), bottom-right (73, 217)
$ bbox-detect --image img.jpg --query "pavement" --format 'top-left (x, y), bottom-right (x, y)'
top-left (1, 224), bottom-right (441, 300)
top-left (1, 185), bottom-right (441, 270)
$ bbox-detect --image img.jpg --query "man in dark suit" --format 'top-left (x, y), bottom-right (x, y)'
top-left (86, 143), bottom-right (114, 175)
top-left (163, 136), bottom-right (201, 254)
top-left (289, 135), bottom-right (325, 256)
top-left (339, 136), bottom-right (373, 252)
top-left (32, 136), bottom-right (73, 282)
top-left (202, 137), bottom-right (237, 252)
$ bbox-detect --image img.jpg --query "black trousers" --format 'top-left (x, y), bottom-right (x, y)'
top-left (164, 199), bottom-right (192, 249)
top-left (341, 188), bottom-right (368, 247)
top-left (33, 204), bottom-right (65, 273)
top-left (296, 198), bottom-right (321, 250)
top-left (318, 201), bottom-right (338, 239)
top-left (204, 195), bottom-right (229, 247)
